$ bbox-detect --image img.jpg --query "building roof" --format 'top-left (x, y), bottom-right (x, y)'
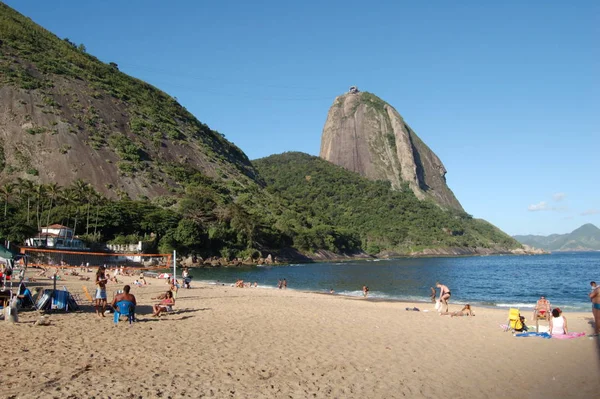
top-left (43, 224), bottom-right (72, 229)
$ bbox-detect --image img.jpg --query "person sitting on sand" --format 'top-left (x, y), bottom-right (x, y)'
top-left (440, 304), bottom-right (474, 317)
top-left (533, 296), bottom-right (551, 322)
top-left (549, 307), bottom-right (568, 336)
top-left (111, 285), bottom-right (136, 319)
top-left (436, 282), bottom-right (451, 313)
top-left (153, 291), bottom-right (175, 316)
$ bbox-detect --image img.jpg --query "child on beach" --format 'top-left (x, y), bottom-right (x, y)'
top-left (363, 286), bottom-right (369, 298)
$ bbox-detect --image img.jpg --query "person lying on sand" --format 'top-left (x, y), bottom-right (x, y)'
top-left (440, 304), bottom-right (474, 317)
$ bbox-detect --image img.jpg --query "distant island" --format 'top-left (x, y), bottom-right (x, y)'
top-left (513, 223), bottom-right (600, 252)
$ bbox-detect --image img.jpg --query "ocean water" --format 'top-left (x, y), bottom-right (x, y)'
top-left (181, 252), bottom-right (600, 311)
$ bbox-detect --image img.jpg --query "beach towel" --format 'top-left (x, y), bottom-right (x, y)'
top-left (551, 332), bottom-right (586, 340)
top-left (514, 332), bottom-right (551, 339)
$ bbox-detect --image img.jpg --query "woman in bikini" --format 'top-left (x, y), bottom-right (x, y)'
top-left (152, 291), bottom-right (175, 316)
top-left (440, 304), bottom-right (474, 317)
top-left (436, 282), bottom-right (451, 313)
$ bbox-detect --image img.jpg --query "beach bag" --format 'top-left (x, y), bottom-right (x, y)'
top-left (434, 300), bottom-right (441, 311)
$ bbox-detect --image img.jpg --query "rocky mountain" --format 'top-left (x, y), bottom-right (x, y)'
top-left (0, 3), bottom-right (259, 200)
top-left (319, 89), bottom-right (463, 211)
top-left (513, 224), bottom-right (600, 251)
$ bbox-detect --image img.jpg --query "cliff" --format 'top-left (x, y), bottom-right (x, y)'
top-left (320, 91), bottom-right (463, 211)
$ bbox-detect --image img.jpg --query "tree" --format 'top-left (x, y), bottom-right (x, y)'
top-left (17, 178), bottom-right (35, 224)
top-left (1, 182), bottom-right (14, 218)
top-left (44, 182), bottom-right (60, 229)
top-left (34, 183), bottom-right (45, 232)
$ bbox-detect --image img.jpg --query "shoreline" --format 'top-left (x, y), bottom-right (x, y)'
top-left (199, 280), bottom-right (594, 311)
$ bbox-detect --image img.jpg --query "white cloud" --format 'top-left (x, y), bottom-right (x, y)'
top-left (527, 201), bottom-right (568, 212)
top-left (552, 192), bottom-right (566, 202)
top-left (528, 202), bottom-right (548, 211)
top-left (581, 209), bottom-right (600, 216)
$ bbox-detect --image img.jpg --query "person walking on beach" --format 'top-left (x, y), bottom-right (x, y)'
top-left (589, 281), bottom-right (600, 335)
top-left (283, 278), bottom-right (287, 289)
top-left (363, 285), bottom-right (369, 298)
top-left (430, 287), bottom-right (436, 303)
top-left (95, 266), bottom-right (108, 317)
top-left (436, 282), bottom-right (451, 312)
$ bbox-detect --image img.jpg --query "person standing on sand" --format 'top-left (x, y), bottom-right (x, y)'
top-left (363, 285), bottom-right (369, 298)
top-left (283, 279), bottom-right (287, 289)
top-left (430, 287), bottom-right (436, 303)
top-left (589, 281), bottom-right (600, 335)
top-left (436, 282), bottom-right (451, 312)
top-left (95, 266), bottom-right (108, 317)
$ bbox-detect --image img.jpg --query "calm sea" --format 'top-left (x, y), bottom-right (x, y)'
top-left (180, 252), bottom-right (600, 311)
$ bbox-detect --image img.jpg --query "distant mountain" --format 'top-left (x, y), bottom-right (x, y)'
top-left (513, 224), bottom-right (600, 251)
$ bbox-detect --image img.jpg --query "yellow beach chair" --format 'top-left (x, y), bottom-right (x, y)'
top-left (507, 308), bottom-right (525, 332)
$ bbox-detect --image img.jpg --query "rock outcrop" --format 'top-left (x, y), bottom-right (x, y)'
top-left (0, 3), bottom-right (259, 199)
top-left (320, 90), bottom-right (463, 211)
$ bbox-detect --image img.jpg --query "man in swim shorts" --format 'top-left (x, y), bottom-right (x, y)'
top-left (533, 296), bottom-right (550, 322)
top-left (589, 282), bottom-right (600, 335)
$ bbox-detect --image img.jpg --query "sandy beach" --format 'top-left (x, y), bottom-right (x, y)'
top-left (1, 271), bottom-right (599, 399)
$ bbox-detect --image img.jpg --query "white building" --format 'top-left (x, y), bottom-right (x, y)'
top-left (25, 224), bottom-right (88, 250)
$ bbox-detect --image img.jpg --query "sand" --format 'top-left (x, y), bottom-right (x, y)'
top-left (1, 271), bottom-right (599, 399)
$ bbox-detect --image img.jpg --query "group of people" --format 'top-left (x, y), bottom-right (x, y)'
top-left (93, 265), bottom-right (176, 320)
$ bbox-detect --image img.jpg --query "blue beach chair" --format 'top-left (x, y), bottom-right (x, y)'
top-left (113, 300), bottom-right (135, 325)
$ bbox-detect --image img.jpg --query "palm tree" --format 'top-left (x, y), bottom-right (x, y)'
top-left (20, 178), bottom-right (36, 224)
top-left (34, 183), bottom-right (45, 232)
top-left (0, 182), bottom-right (15, 218)
top-left (84, 185), bottom-right (98, 235)
top-left (70, 179), bottom-right (89, 240)
top-left (92, 192), bottom-right (106, 236)
top-left (44, 182), bottom-right (60, 229)
top-left (60, 188), bottom-right (77, 239)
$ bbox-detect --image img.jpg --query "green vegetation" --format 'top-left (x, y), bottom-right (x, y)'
top-left (254, 152), bottom-right (520, 254)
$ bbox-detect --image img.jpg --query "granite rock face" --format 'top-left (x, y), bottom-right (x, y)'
top-left (320, 91), bottom-right (463, 211)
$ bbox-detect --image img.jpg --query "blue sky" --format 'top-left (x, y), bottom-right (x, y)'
top-left (4, 0), bottom-right (599, 236)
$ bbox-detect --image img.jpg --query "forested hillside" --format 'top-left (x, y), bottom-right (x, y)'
top-left (254, 152), bottom-right (521, 254)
